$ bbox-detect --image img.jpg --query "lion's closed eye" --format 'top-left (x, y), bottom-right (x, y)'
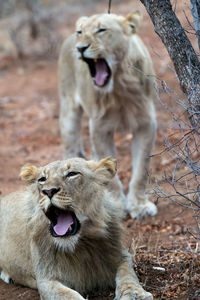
top-left (38, 176), bottom-right (46, 184)
top-left (65, 172), bottom-right (81, 179)
top-left (76, 30), bottom-right (82, 36)
top-left (96, 28), bottom-right (107, 34)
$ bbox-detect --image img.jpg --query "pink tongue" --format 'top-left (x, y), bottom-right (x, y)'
top-left (53, 212), bottom-right (73, 236)
top-left (94, 60), bottom-right (108, 87)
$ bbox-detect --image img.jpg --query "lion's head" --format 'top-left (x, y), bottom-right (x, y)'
top-left (75, 11), bottom-right (142, 91)
top-left (20, 157), bottom-right (117, 251)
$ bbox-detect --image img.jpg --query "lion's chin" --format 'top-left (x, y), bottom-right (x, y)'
top-left (53, 234), bottom-right (80, 253)
top-left (82, 57), bottom-right (111, 87)
top-left (45, 206), bottom-right (81, 238)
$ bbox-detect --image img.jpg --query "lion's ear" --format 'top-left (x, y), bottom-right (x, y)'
top-left (90, 157), bottom-right (117, 184)
top-left (20, 164), bottom-right (39, 185)
top-left (125, 11), bottom-right (142, 33)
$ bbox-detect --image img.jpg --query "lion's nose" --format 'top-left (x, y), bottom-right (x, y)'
top-left (77, 44), bottom-right (90, 55)
top-left (42, 188), bottom-right (60, 199)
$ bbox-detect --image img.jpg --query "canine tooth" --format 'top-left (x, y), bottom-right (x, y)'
top-left (69, 226), bottom-right (72, 231)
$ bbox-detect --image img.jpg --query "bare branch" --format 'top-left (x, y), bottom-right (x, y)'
top-left (108, 0), bottom-right (112, 14)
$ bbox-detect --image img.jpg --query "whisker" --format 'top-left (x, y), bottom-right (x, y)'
top-left (56, 195), bottom-right (72, 203)
top-left (70, 47), bottom-right (102, 56)
top-left (39, 196), bottom-right (46, 203)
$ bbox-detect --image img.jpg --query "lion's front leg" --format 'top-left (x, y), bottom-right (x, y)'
top-left (38, 279), bottom-right (86, 300)
top-left (59, 97), bottom-right (85, 159)
top-left (126, 114), bottom-right (157, 219)
top-left (115, 251), bottom-right (153, 300)
top-left (31, 243), bottom-right (86, 300)
top-left (89, 118), bottom-right (126, 211)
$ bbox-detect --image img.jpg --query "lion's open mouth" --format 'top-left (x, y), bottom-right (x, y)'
top-left (46, 206), bottom-right (80, 238)
top-left (83, 58), bottom-right (111, 87)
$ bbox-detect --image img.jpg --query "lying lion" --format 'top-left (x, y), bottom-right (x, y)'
top-left (58, 11), bottom-right (157, 219)
top-left (0, 158), bottom-right (153, 300)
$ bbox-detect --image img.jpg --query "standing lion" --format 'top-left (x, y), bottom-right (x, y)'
top-left (0, 158), bottom-right (153, 300)
top-left (58, 11), bottom-right (157, 219)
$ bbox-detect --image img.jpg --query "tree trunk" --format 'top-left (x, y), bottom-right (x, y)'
top-left (139, 0), bottom-right (200, 131)
top-left (191, 0), bottom-right (200, 50)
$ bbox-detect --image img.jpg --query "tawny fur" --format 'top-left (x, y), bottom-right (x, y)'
top-left (58, 11), bottom-right (158, 219)
top-left (0, 158), bottom-right (153, 300)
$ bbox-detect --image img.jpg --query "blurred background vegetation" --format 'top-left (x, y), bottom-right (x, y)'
top-left (0, 0), bottom-right (117, 62)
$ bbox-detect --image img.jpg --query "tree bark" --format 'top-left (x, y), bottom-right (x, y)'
top-left (139, 0), bottom-right (200, 131)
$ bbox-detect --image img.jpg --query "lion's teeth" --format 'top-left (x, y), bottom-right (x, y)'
top-left (69, 226), bottom-right (72, 231)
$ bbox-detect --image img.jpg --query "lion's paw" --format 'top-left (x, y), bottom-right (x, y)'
top-left (118, 289), bottom-right (153, 300)
top-left (0, 270), bottom-right (11, 284)
top-left (127, 200), bottom-right (157, 219)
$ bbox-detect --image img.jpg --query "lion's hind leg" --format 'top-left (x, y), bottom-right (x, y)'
top-left (115, 251), bottom-right (153, 300)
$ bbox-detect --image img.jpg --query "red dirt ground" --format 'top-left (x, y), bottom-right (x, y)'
top-left (0, 1), bottom-right (199, 299)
